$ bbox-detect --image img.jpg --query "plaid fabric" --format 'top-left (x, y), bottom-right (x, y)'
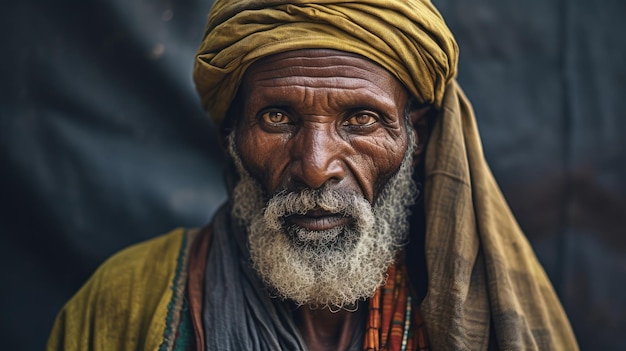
top-left (364, 257), bottom-right (429, 351)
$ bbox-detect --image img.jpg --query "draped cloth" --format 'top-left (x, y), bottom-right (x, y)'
top-left (46, 228), bottom-right (199, 351)
top-left (192, 0), bottom-right (578, 349)
top-left (203, 206), bottom-right (306, 350)
top-left (423, 82), bottom-right (578, 350)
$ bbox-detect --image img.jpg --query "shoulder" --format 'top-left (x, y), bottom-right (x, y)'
top-left (97, 227), bottom-right (191, 280)
top-left (47, 228), bottom-right (200, 351)
top-left (85, 227), bottom-right (192, 299)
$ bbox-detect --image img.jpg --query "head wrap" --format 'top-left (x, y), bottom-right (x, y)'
top-left (193, 0), bottom-right (458, 123)
top-left (193, 1), bottom-right (579, 350)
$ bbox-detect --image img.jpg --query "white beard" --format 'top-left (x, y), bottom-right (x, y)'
top-left (228, 132), bottom-right (417, 309)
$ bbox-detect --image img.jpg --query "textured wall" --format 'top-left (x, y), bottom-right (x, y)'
top-left (1, 0), bottom-right (624, 349)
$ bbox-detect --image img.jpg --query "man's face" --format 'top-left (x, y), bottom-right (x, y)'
top-left (229, 49), bottom-right (418, 308)
top-left (236, 49), bottom-right (411, 204)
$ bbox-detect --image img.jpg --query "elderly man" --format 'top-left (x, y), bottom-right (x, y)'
top-left (48, 0), bottom-right (578, 350)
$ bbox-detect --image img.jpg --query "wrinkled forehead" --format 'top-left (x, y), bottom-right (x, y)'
top-left (244, 49), bottom-right (379, 75)
top-left (222, 48), bottom-right (410, 129)
top-left (241, 49), bottom-right (405, 90)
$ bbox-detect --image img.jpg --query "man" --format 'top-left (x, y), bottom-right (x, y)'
top-left (48, 0), bottom-right (578, 350)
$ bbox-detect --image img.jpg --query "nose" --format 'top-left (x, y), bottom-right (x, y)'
top-left (288, 127), bottom-right (346, 190)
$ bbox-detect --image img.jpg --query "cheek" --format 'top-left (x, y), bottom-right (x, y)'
top-left (349, 134), bottom-right (409, 198)
top-left (236, 125), bottom-right (410, 201)
top-left (236, 128), bottom-right (289, 192)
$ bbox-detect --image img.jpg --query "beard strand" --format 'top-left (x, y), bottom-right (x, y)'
top-left (228, 131), bottom-right (417, 309)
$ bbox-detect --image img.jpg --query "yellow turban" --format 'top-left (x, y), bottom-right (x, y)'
top-left (193, 0), bottom-right (459, 123)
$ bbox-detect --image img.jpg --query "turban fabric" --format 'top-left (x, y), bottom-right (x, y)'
top-left (193, 0), bottom-right (578, 350)
top-left (193, 0), bottom-right (458, 123)
top-left (422, 82), bottom-right (578, 350)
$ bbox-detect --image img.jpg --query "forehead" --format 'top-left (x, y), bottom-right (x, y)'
top-left (240, 49), bottom-right (407, 102)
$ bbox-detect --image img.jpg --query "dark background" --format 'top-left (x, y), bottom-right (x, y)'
top-left (1, 0), bottom-right (624, 349)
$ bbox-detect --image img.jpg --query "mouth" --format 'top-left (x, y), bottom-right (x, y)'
top-left (284, 208), bottom-right (350, 232)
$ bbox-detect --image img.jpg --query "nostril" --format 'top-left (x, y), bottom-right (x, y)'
top-left (288, 158), bottom-right (345, 190)
top-left (290, 175), bottom-right (343, 192)
top-left (288, 178), bottom-right (312, 192)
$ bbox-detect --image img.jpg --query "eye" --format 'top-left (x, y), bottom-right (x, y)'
top-left (343, 112), bottom-right (378, 127)
top-left (261, 110), bottom-right (291, 125)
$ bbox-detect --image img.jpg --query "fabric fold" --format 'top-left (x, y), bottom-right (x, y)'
top-left (203, 206), bottom-right (309, 351)
top-left (193, 0), bottom-right (458, 122)
top-left (421, 81), bottom-right (578, 350)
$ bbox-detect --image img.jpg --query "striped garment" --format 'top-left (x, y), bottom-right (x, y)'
top-left (365, 257), bottom-right (429, 351)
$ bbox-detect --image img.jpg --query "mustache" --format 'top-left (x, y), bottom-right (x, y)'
top-left (264, 186), bottom-right (370, 219)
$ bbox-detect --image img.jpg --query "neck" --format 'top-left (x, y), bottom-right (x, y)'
top-left (292, 302), bottom-right (366, 351)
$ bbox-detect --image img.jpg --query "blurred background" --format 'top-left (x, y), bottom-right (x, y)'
top-left (1, 0), bottom-right (624, 349)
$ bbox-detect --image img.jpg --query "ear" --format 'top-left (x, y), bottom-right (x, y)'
top-left (218, 123), bottom-right (233, 151)
top-left (408, 105), bottom-right (432, 166)
top-left (218, 91), bottom-right (243, 151)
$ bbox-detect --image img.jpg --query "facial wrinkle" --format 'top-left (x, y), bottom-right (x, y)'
top-left (228, 127), bottom-right (417, 309)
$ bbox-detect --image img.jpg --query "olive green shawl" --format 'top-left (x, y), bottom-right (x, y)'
top-left (47, 229), bottom-right (197, 351)
top-left (421, 81), bottom-right (577, 349)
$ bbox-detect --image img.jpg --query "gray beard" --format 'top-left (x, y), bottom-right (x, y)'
top-left (228, 132), bottom-right (417, 309)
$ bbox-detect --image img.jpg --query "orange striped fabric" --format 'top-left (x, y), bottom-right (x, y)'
top-left (364, 257), bottom-right (429, 351)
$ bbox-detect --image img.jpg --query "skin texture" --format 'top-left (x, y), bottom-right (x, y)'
top-left (236, 49), bottom-right (412, 202)
top-left (234, 49), bottom-right (428, 351)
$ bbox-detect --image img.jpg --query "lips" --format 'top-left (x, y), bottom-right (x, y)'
top-left (284, 208), bottom-right (350, 231)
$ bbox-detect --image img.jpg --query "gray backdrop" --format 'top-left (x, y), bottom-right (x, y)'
top-left (2, 0), bottom-right (624, 349)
